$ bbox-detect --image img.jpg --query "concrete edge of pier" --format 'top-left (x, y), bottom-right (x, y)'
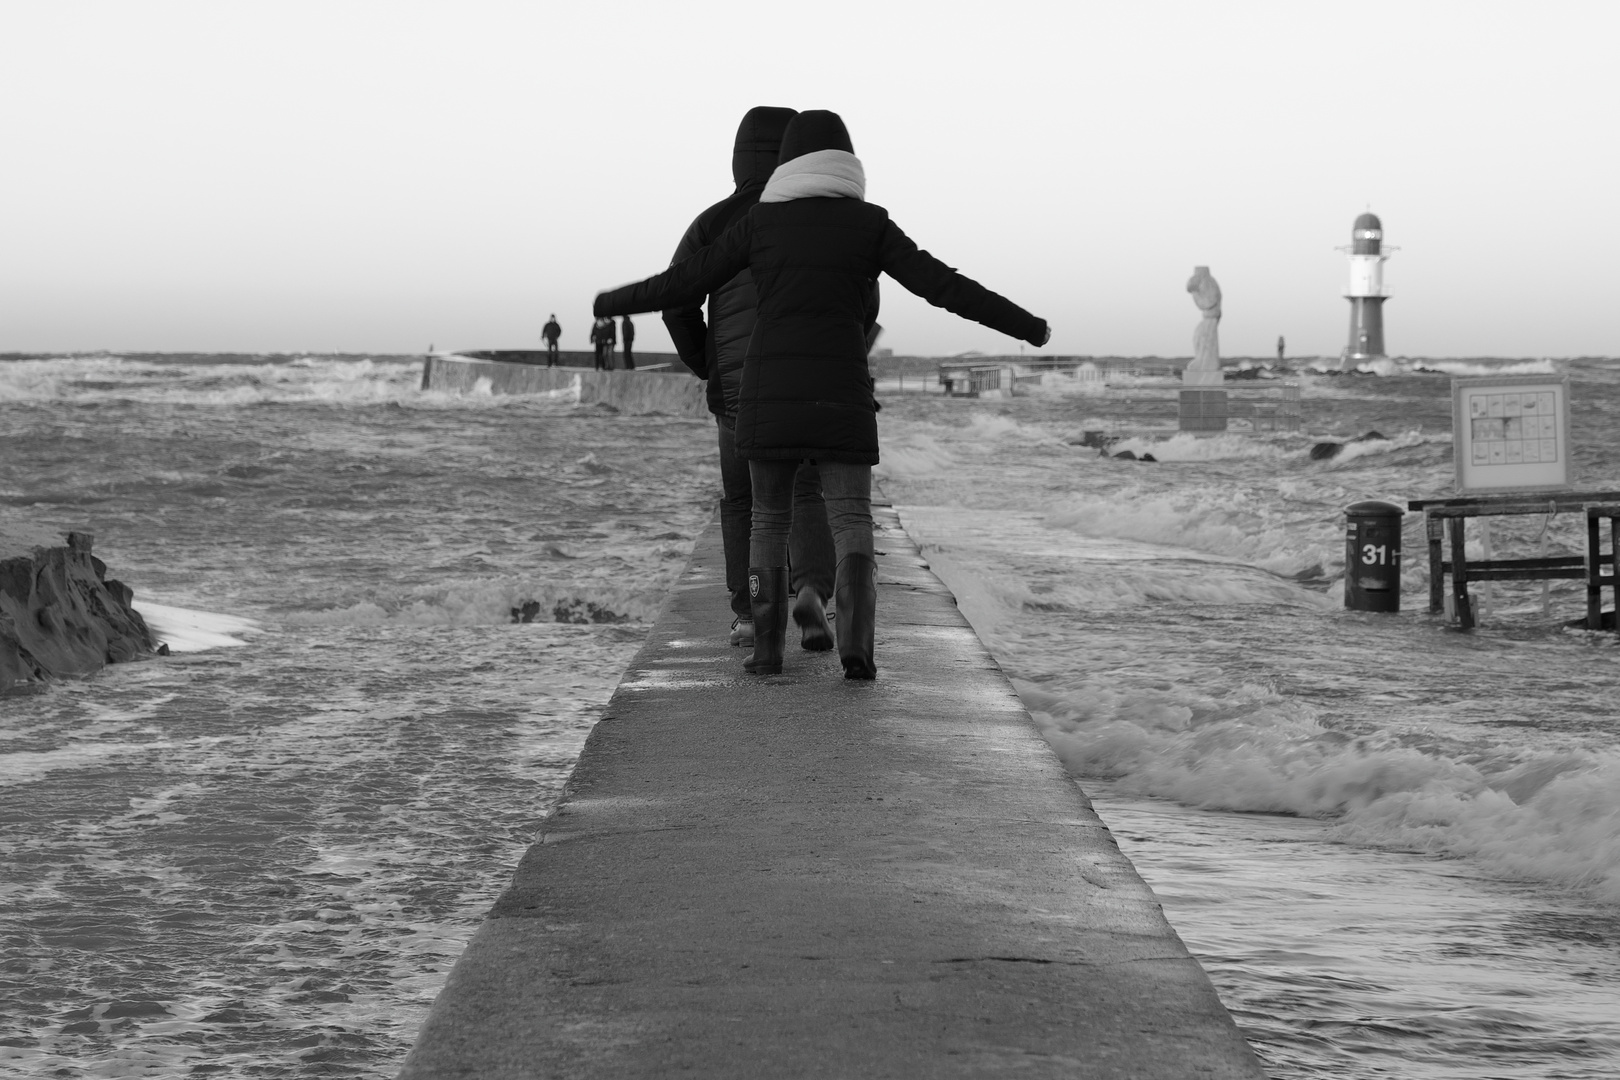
top-left (421, 354), bottom-right (709, 418)
top-left (398, 503), bottom-right (1267, 1079)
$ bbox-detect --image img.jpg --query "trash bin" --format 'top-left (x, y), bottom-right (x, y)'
top-left (1345, 500), bottom-right (1404, 612)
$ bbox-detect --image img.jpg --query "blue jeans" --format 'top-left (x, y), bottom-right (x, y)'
top-left (716, 419), bottom-right (837, 616)
top-left (748, 458), bottom-right (873, 572)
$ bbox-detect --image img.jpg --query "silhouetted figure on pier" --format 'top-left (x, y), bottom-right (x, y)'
top-left (598, 109), bottom-right (1048, 679)
top-left (622, 315), bottom-right (636, 369)
top-left (542, 315), bottom-right (561, 366)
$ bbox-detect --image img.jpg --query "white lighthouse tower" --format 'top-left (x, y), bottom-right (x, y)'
top-left (1340, 211), bottom-right (1392, 365)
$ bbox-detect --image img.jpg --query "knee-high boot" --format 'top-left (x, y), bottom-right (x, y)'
top-left (791, 589), bottom-right (834, 651)
top-left (744, 566), bottom-right (789, 675)
top-left (834, 553), bottom-right (877, 680)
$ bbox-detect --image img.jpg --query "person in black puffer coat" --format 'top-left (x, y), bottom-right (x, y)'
top-left (596, 110), bottom-right (1048, 680)
top-left (662, 106), bottom-right (839, 654)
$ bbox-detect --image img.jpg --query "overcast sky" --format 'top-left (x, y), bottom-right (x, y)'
top-left (3, 1), bottom-right (1616, 359)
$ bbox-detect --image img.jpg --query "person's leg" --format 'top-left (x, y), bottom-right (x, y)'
top-left (745, 459), bottom-right (797, 674)
top-left (820, 461), bottom-right (877, 679)
top-left (789, 461), bottom-right (836, 650)
top-left (790, 462), bottom-right (836, 600)
top-left (715, 418), bottom-right (753, 640)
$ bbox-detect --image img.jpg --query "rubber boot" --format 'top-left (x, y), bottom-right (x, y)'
top-left (834, 553), bottom-right (877, 680)
top-left (791, 589), bottom-right (834, 652)
top-left (743, 567), bottom-right (788, 675)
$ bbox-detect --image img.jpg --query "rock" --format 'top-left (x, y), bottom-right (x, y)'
top-left (1139, 453), bottom-right (1158, 463)
top-left (551, 598), bottom-right (628, 624)
top-left (1112, 450), bottom-right (1137, 461)
top-left (1313, 430), bottom-right (1391, 461)
top-left (1, 525), bottom-right (155, 695)
top-left (1068, 430), bottom-right (1117, 451)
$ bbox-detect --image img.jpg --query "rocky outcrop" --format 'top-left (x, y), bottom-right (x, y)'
top-left (0, 525), bottom-right (155, 695)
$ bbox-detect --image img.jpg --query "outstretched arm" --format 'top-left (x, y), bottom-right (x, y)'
top-left (878, 219), bottom-right (1048, 346)
top-left (661, 215), bottom-right (712, 379)
top-left (596, 216), bottom-right (753, 321)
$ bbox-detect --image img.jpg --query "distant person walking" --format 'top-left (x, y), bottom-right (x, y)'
top-left (658, 105), bottom-right (839, 656)
top-left (621, 315), bottom-right (635, 369)
top-left (1277, 335), bottom-right (1285, 363)
top-left (542, 315), bottom-right (561, 366)
top-left (590, 317), bottom-right (616, 370)
top-left (598, 110), bottom-right (1048, 679)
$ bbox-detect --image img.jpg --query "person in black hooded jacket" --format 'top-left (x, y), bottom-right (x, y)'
top-left (597, 110), bottom-right (1048, 680)
top-left (661, 106), bottom-right (839, 654)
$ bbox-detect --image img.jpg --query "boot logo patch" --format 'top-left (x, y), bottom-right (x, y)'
top-left (748, 574), bottom-right (760, 598)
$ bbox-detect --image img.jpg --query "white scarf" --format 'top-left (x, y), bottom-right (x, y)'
top-left (758, 149), bottom-right (866, 204)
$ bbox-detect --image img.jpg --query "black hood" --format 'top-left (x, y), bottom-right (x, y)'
top-left (779, 110), bottom-right (854, 164)
top-left (732, 106), bottom-right (797, 190)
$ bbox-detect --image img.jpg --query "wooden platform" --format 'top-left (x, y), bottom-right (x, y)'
top-left (1407, 492), bottom-right (1620, 630)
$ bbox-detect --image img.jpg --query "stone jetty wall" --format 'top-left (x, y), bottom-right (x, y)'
top-left (0, 524), bottom-right (155, 695)
top-left (399, 509), bottom-right (1267, 1078)
top-left (421, 355), bottom-right (709, 419)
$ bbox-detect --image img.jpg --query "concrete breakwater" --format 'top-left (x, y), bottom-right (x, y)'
top-left (0, 522), bottom-right (155, 695)
top-left (421, 355), bottom-right (709, 418)
top-left (458, 349), bottom-right (693, 372)
top-left (399, 506), bottom-right (1266, 1078)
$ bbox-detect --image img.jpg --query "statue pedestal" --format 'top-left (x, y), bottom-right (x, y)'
top-left (1179, 389), bottom-right (1228, 432)
top-left (1181, 367), bottom-right (1225, 387)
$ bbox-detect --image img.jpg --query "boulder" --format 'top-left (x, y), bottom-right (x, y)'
top-left (0, 525), bottom-right (155, 695)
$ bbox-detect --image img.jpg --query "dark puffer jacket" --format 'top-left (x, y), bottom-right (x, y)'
top-left (661, 106), bottom-right (796, 418)
top-left (599, 197), bottom-right (1045, 464)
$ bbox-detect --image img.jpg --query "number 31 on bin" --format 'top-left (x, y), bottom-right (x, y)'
top-left (1362, 544), bottom-right (1397, 566)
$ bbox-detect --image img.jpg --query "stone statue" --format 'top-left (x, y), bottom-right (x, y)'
top-left (1184, 266), bottom-right (1223, 385)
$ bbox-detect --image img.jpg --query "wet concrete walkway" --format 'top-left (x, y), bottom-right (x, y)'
top-left (398, 503), bottom-right (1266, 1079)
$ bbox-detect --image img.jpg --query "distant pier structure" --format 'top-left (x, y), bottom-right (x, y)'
top-left (1341, 211), bottom-right (1392, 365)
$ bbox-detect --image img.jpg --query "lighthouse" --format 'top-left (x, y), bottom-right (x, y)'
top-left (1341, 211), bottom-right (1391, 365)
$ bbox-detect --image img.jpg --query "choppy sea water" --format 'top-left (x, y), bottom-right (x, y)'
top-left (877, 357), bottom-right (1620, 1080)
top-left (0, 356), bottom-right (717, 1078)
top-left (2, 354), bottom-right (1618, 1078)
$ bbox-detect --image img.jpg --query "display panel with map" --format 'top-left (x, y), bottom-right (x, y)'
top-left (1451, 375), bottom-right (1572, 493)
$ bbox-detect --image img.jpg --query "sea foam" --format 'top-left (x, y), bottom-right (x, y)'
top-left (137, 602), bottom-right (260, 652)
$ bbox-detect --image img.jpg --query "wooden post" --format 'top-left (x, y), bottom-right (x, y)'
top-left (1449, 516), bottom-right (1474, 630)
top-left (1611, 514), bottom-right (1618, 633)
top-left (1426, 514), bottom-right (1445, 614)
top-left (1588, 511), bottom-right (1602, 630)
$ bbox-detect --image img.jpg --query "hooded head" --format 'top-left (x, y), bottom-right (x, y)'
top-left (778, 110), bottom-right (854, 164)
top-left (732, 106), bottom-right (798, 189)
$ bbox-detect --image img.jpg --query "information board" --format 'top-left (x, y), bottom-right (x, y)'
top-left (1451, 374), bottom-right (1572, 493)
